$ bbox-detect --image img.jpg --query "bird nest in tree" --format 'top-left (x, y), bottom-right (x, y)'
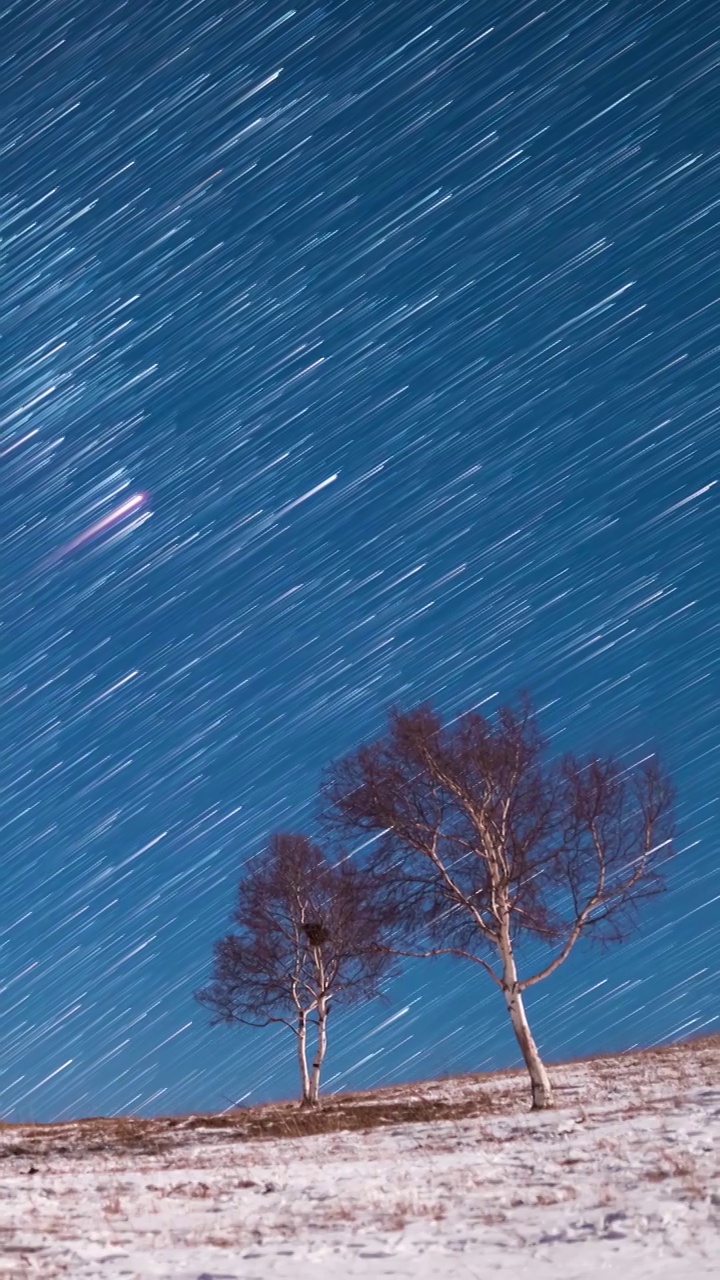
top-left (303, 921), bottom-right (330, 947)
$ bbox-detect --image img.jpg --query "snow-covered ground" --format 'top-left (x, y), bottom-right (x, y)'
top-left (1, 1036), bottom-right (718, 1279)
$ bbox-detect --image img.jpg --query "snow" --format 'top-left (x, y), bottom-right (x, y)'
top-left (1, 1036), bottom-right (718, 1278)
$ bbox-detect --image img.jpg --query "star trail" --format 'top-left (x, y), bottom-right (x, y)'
top-left (1, 0), bottom-right (718, 1122)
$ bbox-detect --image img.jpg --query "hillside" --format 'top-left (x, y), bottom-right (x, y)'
top-left (1, 1035), bottom-right (718, 1278)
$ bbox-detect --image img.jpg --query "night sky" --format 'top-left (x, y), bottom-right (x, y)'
top-left (2, 0), bottom-right (718, 1123)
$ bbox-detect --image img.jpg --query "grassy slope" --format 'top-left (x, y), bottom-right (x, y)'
top-left (1, 1032), bottom-right (718, 1161)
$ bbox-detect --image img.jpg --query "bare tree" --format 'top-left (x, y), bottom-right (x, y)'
top-left (323, 698), bottom-right (675, 1109)
top-left (195, 832), bottom-right (396, 1107)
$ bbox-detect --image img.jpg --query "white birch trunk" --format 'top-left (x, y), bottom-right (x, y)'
top-left (308, 996), bottom-right (328, 1106)
top-left (297, 1011), bottom-right (312, 1107)
top-left (498, 931), bottom-right (553, 1109)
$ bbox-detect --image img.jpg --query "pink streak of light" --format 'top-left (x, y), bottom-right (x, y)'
top-left (55, 492), bottom-right (149, 559)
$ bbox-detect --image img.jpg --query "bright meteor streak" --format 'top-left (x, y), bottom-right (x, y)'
top-left (50, 492), bottom-right (149, 562)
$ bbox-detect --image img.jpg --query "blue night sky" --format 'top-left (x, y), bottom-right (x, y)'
top-left (1, 0), bottom-right (718, 1122)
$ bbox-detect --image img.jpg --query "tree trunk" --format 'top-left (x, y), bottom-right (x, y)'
top-left (297, 1011), bottom-right (312, 1107)
top-left (499, 933), bottom-right (553, 1109)
top-left (308, 997), bottom-right (328, 1106)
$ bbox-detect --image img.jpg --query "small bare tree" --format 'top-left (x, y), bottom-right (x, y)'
top-left (323, 698), bottom-right (675, 1109)
top-left (195, 832), bottom-right (396, 1107)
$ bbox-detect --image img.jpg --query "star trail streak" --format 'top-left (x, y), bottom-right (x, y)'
top-left (0, 0), bottom-right (718, 1122)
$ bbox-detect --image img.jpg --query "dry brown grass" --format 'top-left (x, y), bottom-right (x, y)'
top-left (0, 1115), bottom-right (172, 1163)
top-left (219, 1094), bottom-right (493, 1141)
top-left (0, 1095), bottom-right (494, 1162)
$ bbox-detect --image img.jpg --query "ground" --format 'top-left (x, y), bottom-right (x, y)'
top-left (1, 1036), bottom-right (718, 1278)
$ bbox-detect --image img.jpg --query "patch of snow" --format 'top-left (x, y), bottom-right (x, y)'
top-left (0, 1038), bottom-right (718, 1278)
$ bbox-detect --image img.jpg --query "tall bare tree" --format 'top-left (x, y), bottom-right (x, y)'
top-left (323, 699), bottom-right (675, 1109)
top-left (196, 832), bottom-right (396, 1107)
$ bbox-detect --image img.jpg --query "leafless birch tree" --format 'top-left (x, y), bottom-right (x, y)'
top-left (323, 699), bottom-right (675, 1109)
top-left (196, 832), bottom-right (396, 1107)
